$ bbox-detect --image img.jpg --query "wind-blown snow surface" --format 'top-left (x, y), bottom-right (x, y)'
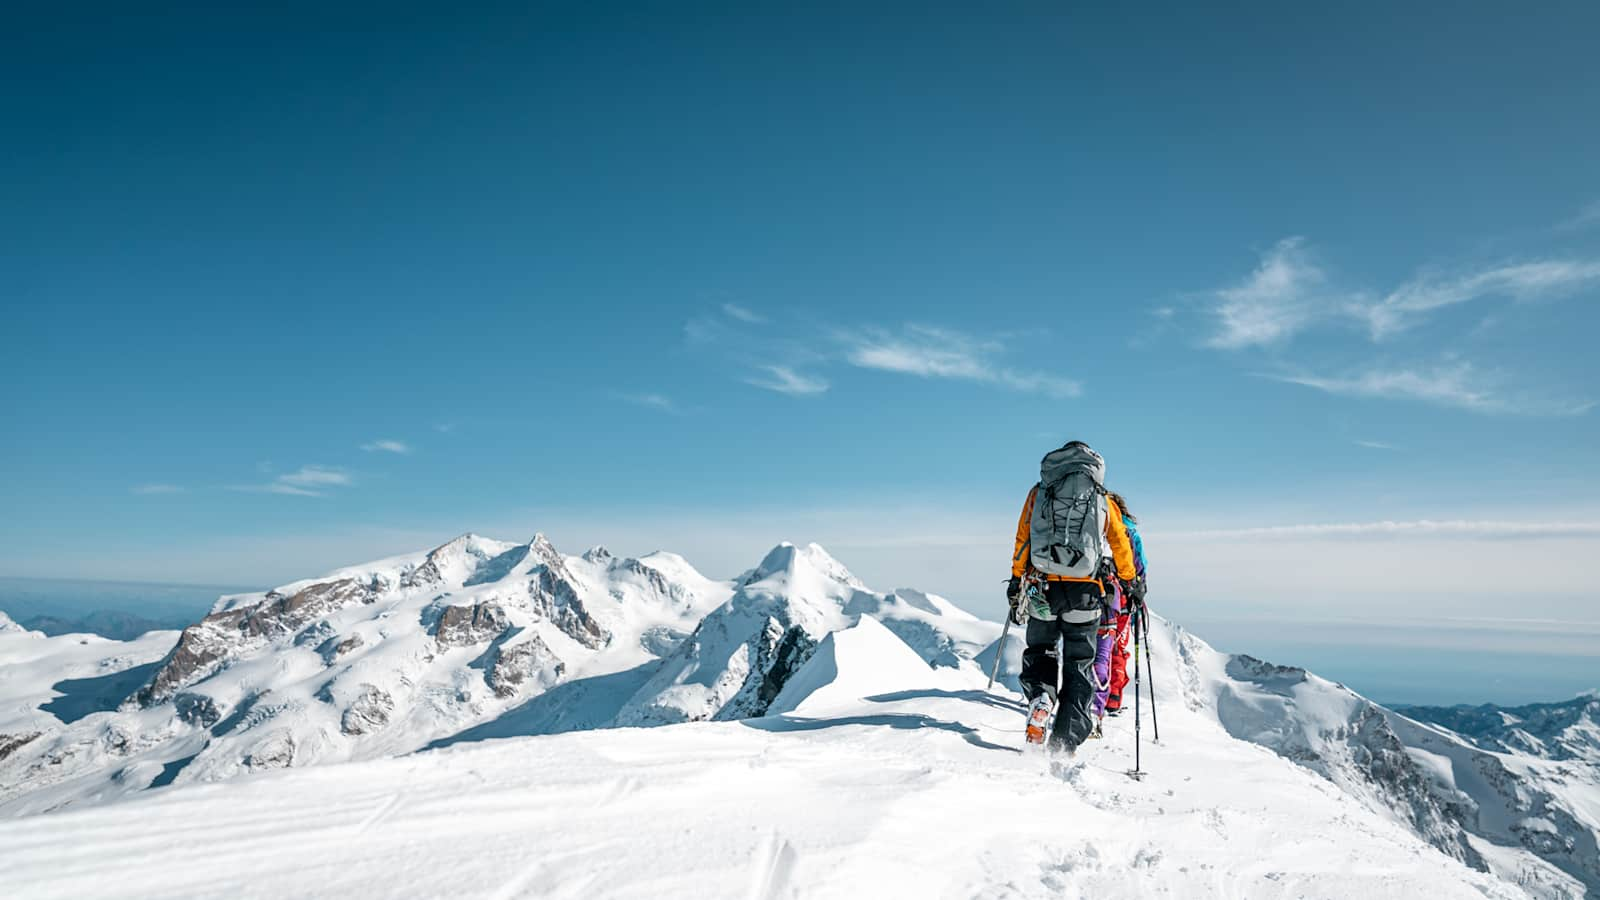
top-left (0, 616), bottom-right (1520, 900)
top-left (0, 536), bottom-right (1594, 897)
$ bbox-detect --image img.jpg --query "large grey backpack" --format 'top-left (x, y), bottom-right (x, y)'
top-left (1028, 442), bottom-right (1108, 579)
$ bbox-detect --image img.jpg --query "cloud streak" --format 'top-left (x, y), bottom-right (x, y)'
top-left (131, 483), bottom-right (185, 495)
top-left (721, 303), bottom-right (765, 324)
top-left (842, 325), bottom-right (1081, 398)
top-left (1161, 520), bottom-right (1600, 541)
top-left (231, 465), bottom-right (354, 498)
top-left (745, 365), bottom-right (828, 396)
top-left (1203, 239), bottom-right (1600, 346)
top-left (361, 439), bottom-right (411, 454)
top-left (1268, 363), bottom-right (1592, 417)
top-left (617, 392), bottom-right (680, 414)
top-left (1363, 260), bottom-right (1600, 339)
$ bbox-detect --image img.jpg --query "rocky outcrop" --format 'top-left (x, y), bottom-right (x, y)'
top-left (245, 731), bottom-right (296, 770)
top-left (714, 619), bottom-right (818, 722)
top-left (434, 601), bottom-right (510, 648)
top-left (132, 579), bottom-right (373, 707)
top-left (0, 732), bottom-right (40, 762)
top-left (487, 636), bottom-right (564, 699)
top-left (522, 538), bottom-right (610, 649)
top-left (311, 632), bottom-right (364, 663)
top-left (340, 685), bottom-right (395, 736)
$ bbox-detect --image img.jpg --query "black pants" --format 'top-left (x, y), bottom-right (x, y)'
top-left (1019, 581), bottom-right (1104, 750)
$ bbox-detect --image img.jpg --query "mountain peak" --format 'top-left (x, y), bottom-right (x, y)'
top-left (750, 542), bottom-right (863, 589)
top-left (427, 532), bottom-right (485, 557)
top-left (0, 610), bottom-right (28, 634)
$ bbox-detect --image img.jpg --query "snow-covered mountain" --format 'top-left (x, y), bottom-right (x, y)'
top-left (0, 616), bottom-right (178, 770)
top-left (0, 534), bottom-right (992, 819)
top-left (1397, 696), bottom-right (1600, 764)
top-left (1, 536), bottom-right (1595, 898)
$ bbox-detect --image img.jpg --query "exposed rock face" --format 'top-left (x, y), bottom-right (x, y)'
top-left (523, 536), bottom-right (610, 649)
top-left (529, 568), bottom-right (608, 650)
top-left (319, 633), bottom-right (364, 663)
top-left (132, 579), bottom-right (373, 707)
top-left (714, 620), bottom-right (819, 722)
top-left (246, 731), bottom-right (296, 770)
top-left (487, 636), bottom-right (564, 699)
top-left (340, 685), bottom-right (395, 736)
top-left (328, 630), bottom-right (363, 659)
top-left (0, 733), bottom-right (40, 762)
top-left (434, 602), bottom-right (510, 649)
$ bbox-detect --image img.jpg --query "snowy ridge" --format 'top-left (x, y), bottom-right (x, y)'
top-left (1397, 697), bottom-right (1600, 765)
top-left (0, 536), bottom-right (1595, 897)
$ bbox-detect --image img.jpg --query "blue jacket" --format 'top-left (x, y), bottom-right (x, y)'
top-left (1124, 515), bottom-right (1147, 579)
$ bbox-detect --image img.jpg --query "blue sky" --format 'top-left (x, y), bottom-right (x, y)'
top-left (3, 3), bottom-right (1598, 677)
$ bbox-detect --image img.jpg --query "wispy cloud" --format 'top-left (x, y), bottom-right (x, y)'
top-left (231, 465), bottom-right (353, 498)
top-left (1353, 440), bottom-right (1396, 451)
top-left (360, 439), bottom-right (411, 454)
top-left (745, 365), bottom-right (828, 396)
top-left (841, 325), bottom-right (1081, 398)
top-left (1267, 363), bottom-right (1592, 417)
top-left (1206, 238), bottom-right (1342, 349)
top-left (1163, 520), bottom-right (1600, 541)
top-left (721, 303), bottom-right (765, 324)
top-left (1362, 260), bottom-right (1600, 339)
top-left (433, 423), bottom-right (455, 434)
top-left (131, 483), bottom-right (185, 495)
top-left (1555, 199), bottom-right (1600, 233)
top-left (1203, 238), bottom-right (1600, 345)
top-left (618, 392), bottom-right (679, 414)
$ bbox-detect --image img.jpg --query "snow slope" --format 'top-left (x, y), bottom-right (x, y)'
top-left (0, 618), bottom-right (178, 766)
top-left (0, 626), bottom-right (1521, 900)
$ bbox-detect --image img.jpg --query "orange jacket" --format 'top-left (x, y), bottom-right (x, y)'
top-left (1011, 487), bottom-right (1138, 587)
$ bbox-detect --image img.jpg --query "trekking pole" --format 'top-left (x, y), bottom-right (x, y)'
top-left (1054, 634), bottom-right (1064, 705)
top-left (986, 615), bottom-right (1012, 691)
top-left (1129, 604), bottom-right (1144, 780)
top-left (1142, 604), bottom-right (1160, 743)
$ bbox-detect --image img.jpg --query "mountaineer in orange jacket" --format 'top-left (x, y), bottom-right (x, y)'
top-left (1006, 441), bottom-right (1138, 754)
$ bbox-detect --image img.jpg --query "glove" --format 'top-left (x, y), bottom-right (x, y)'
top-left (1005, 576), bottom-right (1027, 625)
top-left (1125, 575), bottom-right (1147, 608)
